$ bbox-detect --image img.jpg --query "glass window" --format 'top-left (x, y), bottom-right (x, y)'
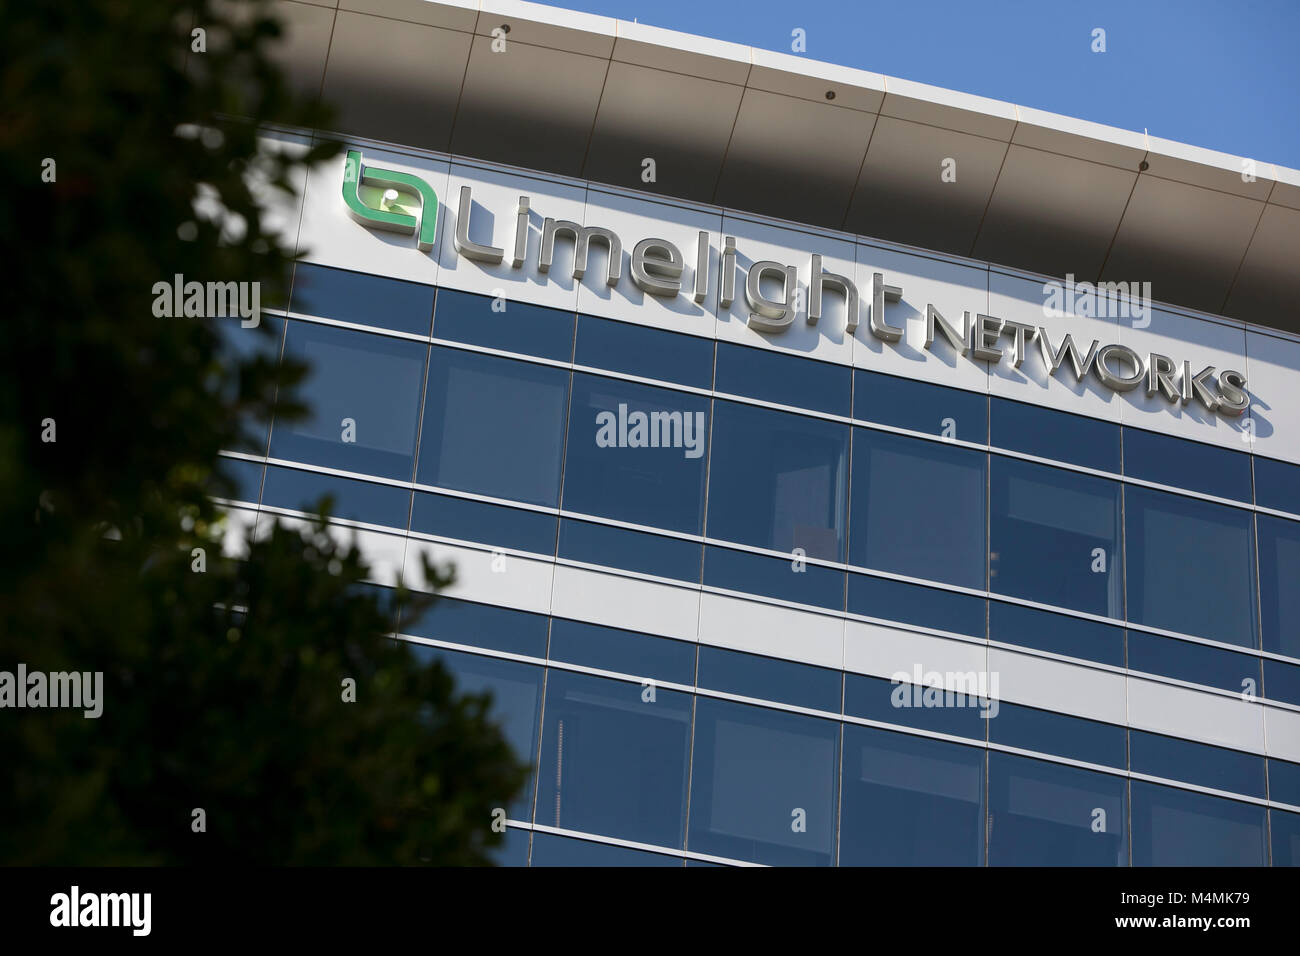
top-left (403, 647), bottom-right (544, 820)
top-left (847, 573), bottom-right (985, 638)
top-left (840, 725), bottom-right (984, 866)
top-left (536, 671), bottom-right (692, 849)
top-left (697, 646), bottom-right (841, 713)
top-left (1126, 631), bottom-right (1262, 696)
top-left (574, 314), bottom-right (713, 390)
top-left (703, 545), bottom-right (844, 612)
top-left (262, 463), bottom-right (411, 529)
top-left (564, 373), bottom-right (709, 534)
top-left (411, 491), bottom-right (556, 556)
top-left (987, 753), bottom-right (1127, 866)
top-left (856, 370), bottom-right (987, 442)
top-left (548, 618), bottom-right (696, 686)
top-left (1269, 759), bottom-right (1300, 808)
top-left (401, 601), bottom-right (548, 661)
top-left (990, 397), bottom-right (1120, 473)
top-left (1131, 781), bottom-right (1267, 866)
top-left (1124, 427), bottom-right (1252, 503)
top-left (529, 833), bottom-right (681, 866)
top-left (988, 601), bottom-right (1124, 667)
top-left (708, 400), bottom-right (849, 561)
top-left (212, 314), bottom-right (284, 455)
top-left (1272, 809), bottom-right (1300, 867)
top-left (1125, 486), bottom-right (1258, 647)
top-left (844, 672), bottom-right (987, 743)
top-left (716, 342), bottom-right (851, 417)
top-left (360, 582), bottom-right (402, 633)
top-left (272, 321), bottom-right (426, 481)
top-left (989, 702), bottom-right (1126, 769)
top-left (849, 428), bottom-right (985, 589)
top-left (687, 697), bottom-right (839, 866)
top-left (290, 263), bottom-right (435, 336)
top-left (485, 826), bottom-right (530, 867)
top-left (432, 288), bottom-right (574, 362)
top-left (215, 455), bottom-right (264, 506)
top-left (990, 457), bottom-right (1122, 617)
top-left (1258, 515), bottom-right (1300, 658)
top-left (1254, 455), bottom-right (1300, 515)
top-left (1130, 731), bottom-right (1266, 800)
top-left (417, 346), bottom-right (569, 507)
top-left (1263, 658), bottom-right (1300, 707)
top-left (558, 519), bottom-right (700, 584)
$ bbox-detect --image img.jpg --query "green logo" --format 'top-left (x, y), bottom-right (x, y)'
top-left (341, 149), bottom-right (438, 252)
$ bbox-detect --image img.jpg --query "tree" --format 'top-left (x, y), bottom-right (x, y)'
top-left (0, 0), bottom-right (528, 864)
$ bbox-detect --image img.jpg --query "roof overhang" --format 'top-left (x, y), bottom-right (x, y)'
top-left (261, 0), bottom-right (1300, 333)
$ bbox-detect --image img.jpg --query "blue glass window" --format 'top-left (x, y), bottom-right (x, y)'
top-left (1254, 455), bottom-right (1300, 515)
top-left (990, 397), bottom-right (1120, 473)
top-left (1258, 515), bottom-right (1300, 659)
top-left (987, 753), bottom-right (1127, 866)
top-left (855, 370), bottom-right (987, 442)
top-left (262, 463), bottom-right (411, 529)
top-left (1125, 486), bottom-right (1257, 647)
top-left (990, 457), bottom-right (1123, 617)
top-left (988, 601), bottom-right (1124, 667)
top-left (847, 573), bottom-right (985, 638)
top-left (844, 672), bottom-right (988, 742)
top-left (1269, 759), bottom-right (1300, 807)
top-left (687, 697), bottom-right (839, 866)
top-left (1272, 809), bottom-right (1300, 866)
top-left (707, 400), bottom-right (849, 561)
top-left (1130, 731), bottom-right (1266, 800)
top-left (290, 263), bottom-right (435, 336)
top-left (401, 601), bottom-right (549, 661)
top-left (563, 373), bottom-right (709, 534)
top-left (213, 314), bottom-right (284, 454)
top-left (536, 671), bottom-right (692, 849)
top-left (403, 647), bottom-right (544, 820)
top-left (1124, 427), bottom-right (1252, 503)
top-left (1263, 658), bottom-right (1300, 707)
top-left (574, 314), bottom-right (713, 390)
top-left (1126, 631), bottom-right (1262, 696)
top-left (433, 288), bottom-right (574, 362)
top-left (558, 519), bottom-right (700, 583)
top-left (697, 646), bottom-right (841, 713)
top-left (411, 491), bottom-right (556, 556)
top-left (716, 342), bottom-right (850, 417)
top-left (849, 427), bottom-right (986, 589)
top-left (272, 321), bottom-right (426, 481)
top-left (216, 456), bottom-right (264, 506)
top-left (417, 347), bottom-right (569, 507)
top-left (547, 618), bottom-right (696, 686)
top-left (704, 545), bottom-right (844, 612)
top-left (839, 725), bottom-right (984, 866)
top-left (989, 702), bottom-right (1126, 768)
top-left (486, 827), bottom-right (530, 867)
top-left (529, 833), bottom-right (680, 866)
top-left (1131, 781), bottom-right (1267, 866)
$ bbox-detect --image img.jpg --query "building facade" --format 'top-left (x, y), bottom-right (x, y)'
top-left (213, 0), bottom-right (1300, 865)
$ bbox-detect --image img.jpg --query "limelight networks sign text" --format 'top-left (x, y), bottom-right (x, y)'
top-left (342, 150), bottom-right (1250, 417)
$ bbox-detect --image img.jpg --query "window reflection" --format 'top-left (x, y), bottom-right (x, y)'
top-left (688, 698), bottom-right (839, 866)
top-left (990, 457), bottom-right (1123, 617)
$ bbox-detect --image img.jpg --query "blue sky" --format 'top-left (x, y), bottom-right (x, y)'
top-left (554, 0), bottom-right (1300, 168)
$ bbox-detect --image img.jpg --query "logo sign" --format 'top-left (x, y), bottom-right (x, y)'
top-left (340, 150), bottom-right (1251, 418)
top-left (342, 149), bottom-right (438, 251)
